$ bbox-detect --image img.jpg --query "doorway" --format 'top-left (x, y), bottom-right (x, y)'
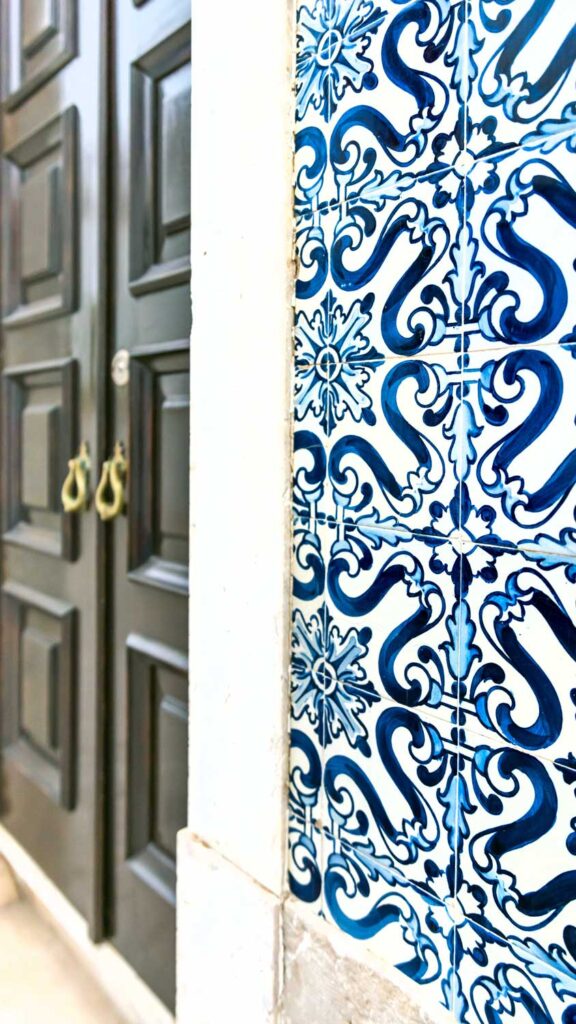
top-left (0, 0), bottom-right (190, 1010)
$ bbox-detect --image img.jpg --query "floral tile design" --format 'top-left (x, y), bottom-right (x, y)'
top-left (291, 3), bottom-right (576, 1023)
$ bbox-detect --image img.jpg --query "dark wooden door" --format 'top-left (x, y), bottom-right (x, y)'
top-left (0, 0), bottom-right (190, 1009)
top-left (106, 0), bottom-right (190, 1010)
top-left (0, 0), bottom-right (107, 932)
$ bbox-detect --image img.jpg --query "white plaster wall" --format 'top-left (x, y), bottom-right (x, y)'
top-left (180, 0), bottom-right (294, 1017)
top-left (186, 0), bottom-right (294, 898)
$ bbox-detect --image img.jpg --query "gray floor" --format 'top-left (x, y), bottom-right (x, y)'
top-left (0, 898), bottom-right (126, 1023)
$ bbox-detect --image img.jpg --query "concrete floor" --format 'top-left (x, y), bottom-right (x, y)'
top-left (0, 898), bottom-right (126, 1023)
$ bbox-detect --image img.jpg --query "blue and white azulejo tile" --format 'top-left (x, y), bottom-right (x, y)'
top-left (467, 0), bottom-right (576, 152)
top-left (454, 544), bottom-right (576, 762)
top-left (294, 347), bottom-right (465, 536)
top-left (291, 3), bottom-right (576, 1023)
top-left (324, 837), bottom-right (456, 1011)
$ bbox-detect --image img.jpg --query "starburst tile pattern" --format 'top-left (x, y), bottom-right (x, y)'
top-left (290, 2), bottom-right (576, 1021)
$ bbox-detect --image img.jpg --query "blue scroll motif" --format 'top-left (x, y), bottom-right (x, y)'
top-left (291, 2), bottom-right (576, 1021)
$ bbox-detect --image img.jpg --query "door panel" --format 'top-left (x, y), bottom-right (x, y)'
top-left (1, 0), bottom-right (77, 110)
top-left (109, 0), bottom-right (190, 1008)
top-left (0, 0), bottom-right (190, 1005)
top-left (0, 0), bottom-right (105, 927)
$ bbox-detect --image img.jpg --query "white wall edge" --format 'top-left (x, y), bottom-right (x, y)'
top-left (187, 0), bottom-right (295, 896)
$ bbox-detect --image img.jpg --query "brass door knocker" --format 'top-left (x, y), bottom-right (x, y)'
top-left (61, 442), bottom-right (91, 513)
top-left (95, 441), bottom-right (127, 521)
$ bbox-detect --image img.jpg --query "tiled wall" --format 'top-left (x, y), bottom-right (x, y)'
top-left (288, 2), bottom-right (576, 1021)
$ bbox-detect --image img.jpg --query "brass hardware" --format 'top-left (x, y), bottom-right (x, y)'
top-left (95, 441), bottom-right (127, 521)
top-left (61, 442), bottom-right (91, 513)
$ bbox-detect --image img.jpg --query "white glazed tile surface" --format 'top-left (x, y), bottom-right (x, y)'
top-left (291, 3), bottom-right (576, 1023)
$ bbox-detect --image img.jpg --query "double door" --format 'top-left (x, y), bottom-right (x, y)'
top-left (0, 0), bottom-right (191, 1010)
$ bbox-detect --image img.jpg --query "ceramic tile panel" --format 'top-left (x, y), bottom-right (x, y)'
top-left (291, 2), bottom-right (576, 1022)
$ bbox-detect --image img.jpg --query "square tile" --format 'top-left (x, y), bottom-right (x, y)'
top-left (322, 697), bottom-right (459, 895)
top-left (455, 741), bottom-right (576, 991)
top-left (295, 175), bottom-right (465, 365)
top-left (294, 348), bottom-right (466, 537)
top-left (323, 527), bottom-right (463, 724)
top-left (296, 0), bottom-right (467, 214)
top-left (467, 0), bottom-right (576, 153)
top-left (459, 342), bottom-right (576, 551)
top-left (460, 142), bottom-right (576, 353)
top-left (327, 181), bottom-right (464, 359)
top-left (452, 543), bottom-right (576, 762)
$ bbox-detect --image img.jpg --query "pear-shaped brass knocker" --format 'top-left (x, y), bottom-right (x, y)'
top-left (61, 442), bottom-right (91, 514)
top-left (95, 441), bottom-right (127, 522)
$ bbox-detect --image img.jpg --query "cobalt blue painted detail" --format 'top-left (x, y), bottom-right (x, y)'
top-left (291, 2), bottom-right (576, 1022)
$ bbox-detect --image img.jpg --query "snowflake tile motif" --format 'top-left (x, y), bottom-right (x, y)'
top-left (291, 591), bottom-right (381, 758)
top-left (295, 0), bottom-right (388, 128)
top-left (294, 289), bottom-right (385, 439)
